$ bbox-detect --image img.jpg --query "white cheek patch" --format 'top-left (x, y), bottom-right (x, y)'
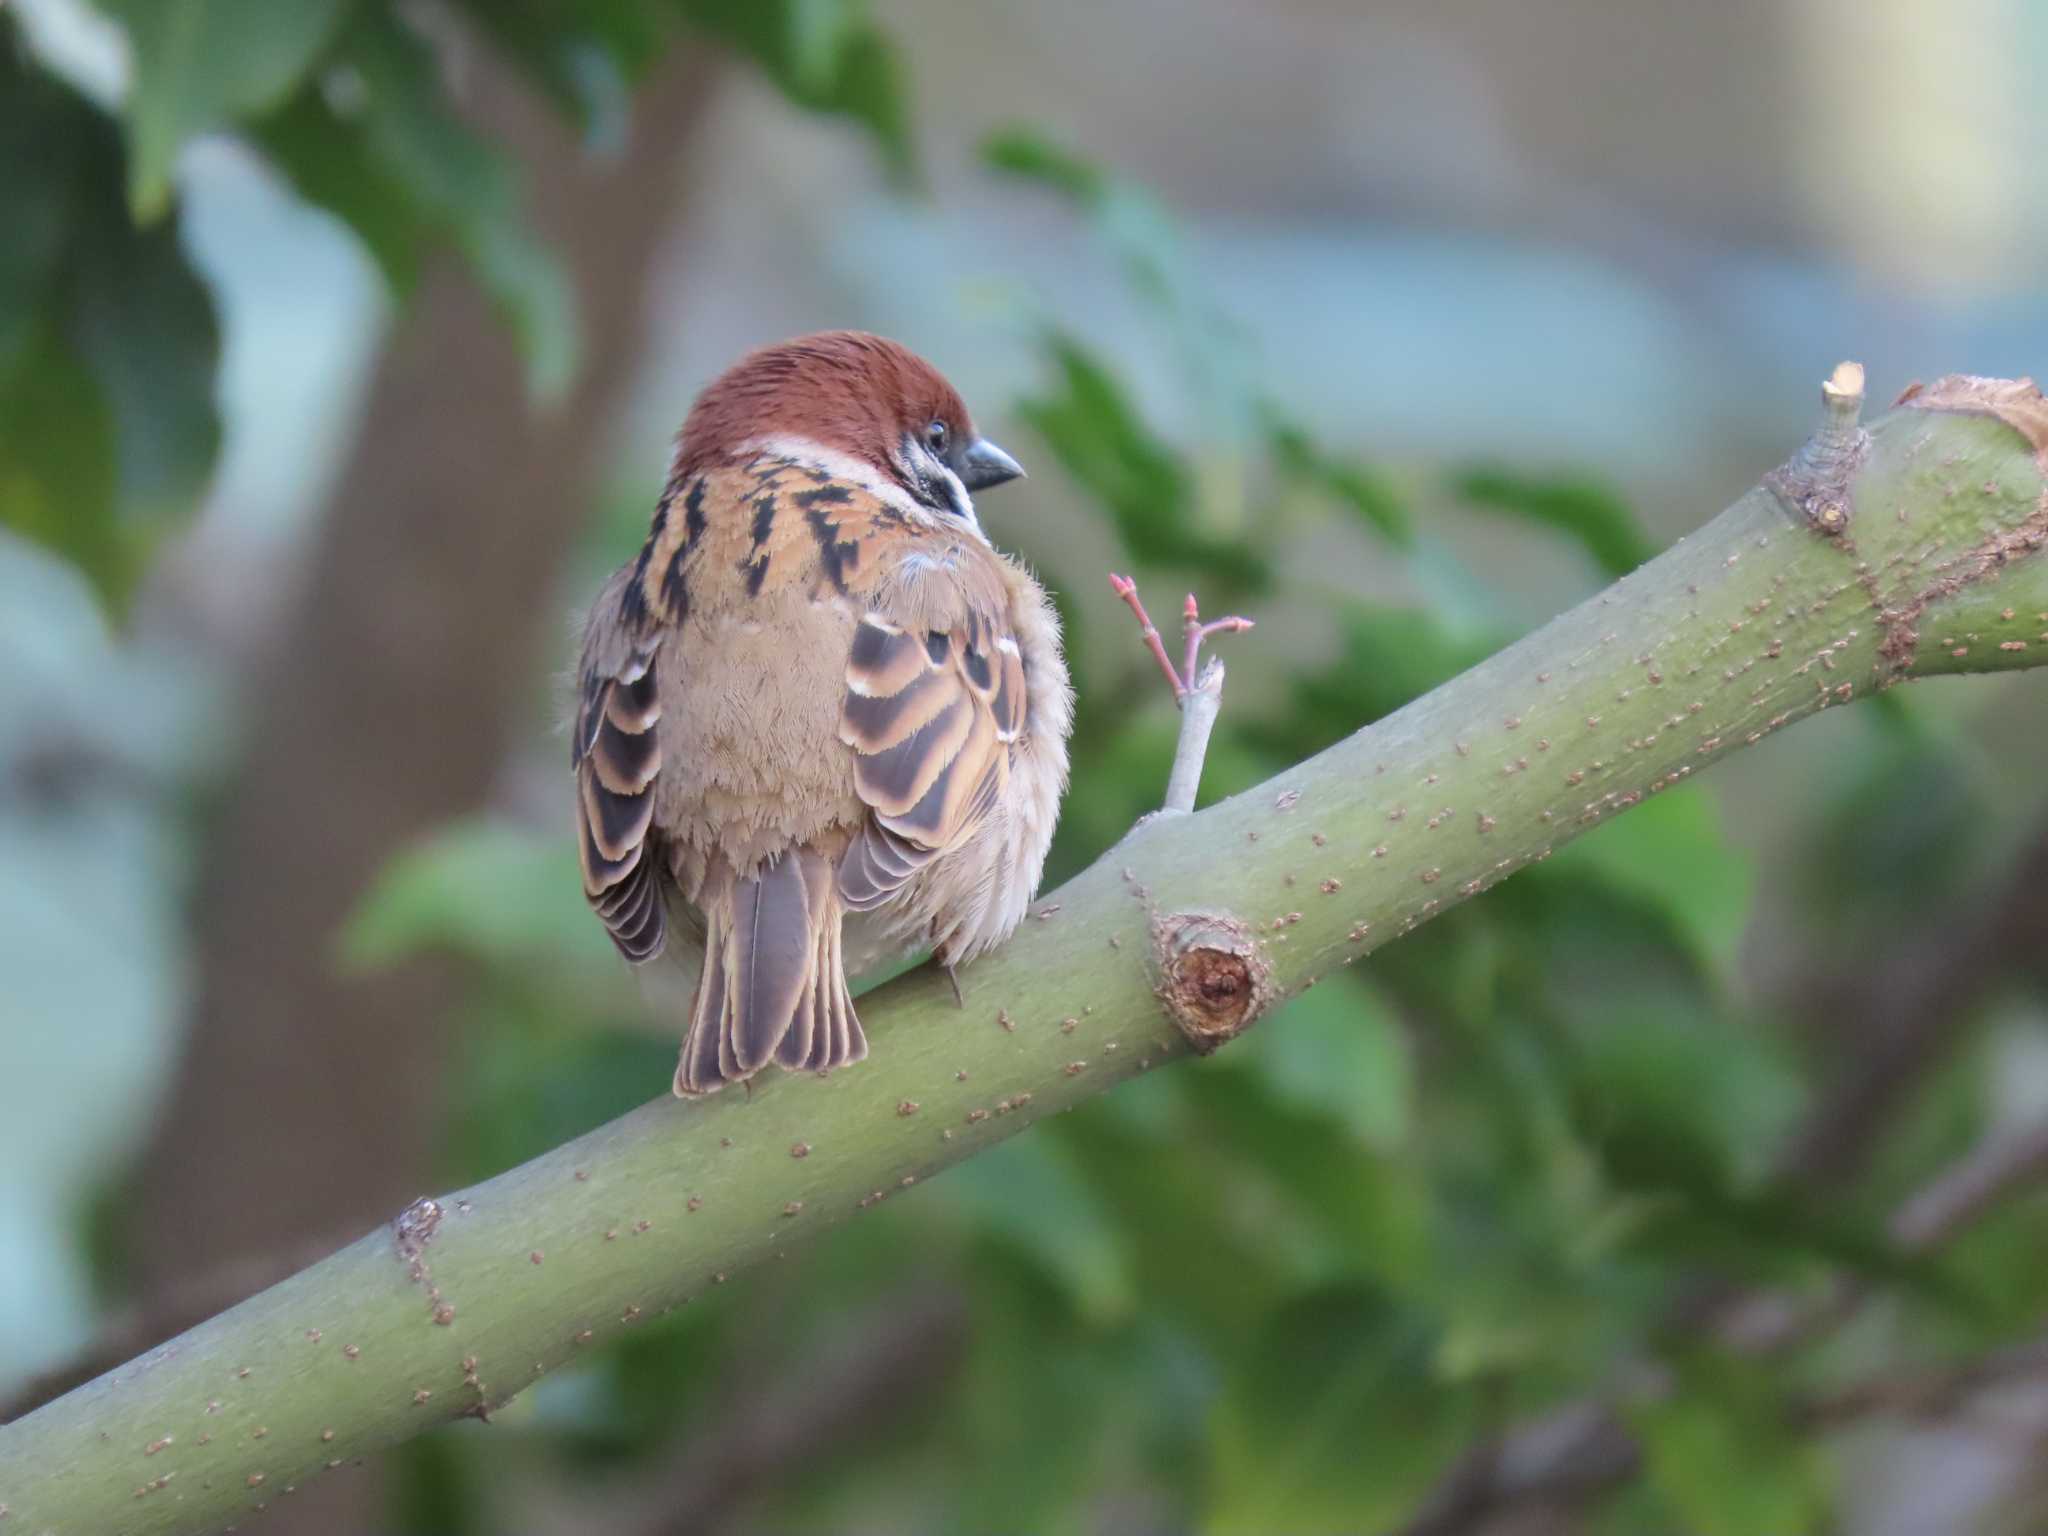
top-left (932, 461), bottom-right (987, 543)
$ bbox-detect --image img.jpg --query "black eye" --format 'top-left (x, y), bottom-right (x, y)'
top-left (925, 419), bottom-right (949, 453)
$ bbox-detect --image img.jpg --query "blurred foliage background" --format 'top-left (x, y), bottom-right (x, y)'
top-left (7, 2), bottom-right (2048, 1532)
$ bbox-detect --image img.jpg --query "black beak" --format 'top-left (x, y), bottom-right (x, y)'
top-left (957, 437), bottom-right (1025, 492)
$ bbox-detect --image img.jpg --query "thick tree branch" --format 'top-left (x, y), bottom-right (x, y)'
top-left (8, 372), bottom-right (2048, 1534)
top-left (0, 1236), bottom-right (348, 1427)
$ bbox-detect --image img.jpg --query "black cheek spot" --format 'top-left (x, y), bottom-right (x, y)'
top-left (925, 631), bottom-right (950, 665)
top-left (750, 494), bottom-right (777, 549)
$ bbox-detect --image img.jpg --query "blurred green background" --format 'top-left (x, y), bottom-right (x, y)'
top-left (6, 2), bottom-right (2048, 1532)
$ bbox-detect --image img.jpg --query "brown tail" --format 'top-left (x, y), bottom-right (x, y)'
top-left (673, 848), bottom-right (866, 1096)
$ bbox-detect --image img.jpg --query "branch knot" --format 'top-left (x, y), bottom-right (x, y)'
top-left (1150, 912), bottom-right (1276, 1054)
top-left (1765, 360), bottom-right (1869, 536)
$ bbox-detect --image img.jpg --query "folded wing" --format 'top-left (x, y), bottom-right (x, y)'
top-left (573, 572), bottom-right (666, 962)
top-left (837, 603), bottom-right (1028, 912)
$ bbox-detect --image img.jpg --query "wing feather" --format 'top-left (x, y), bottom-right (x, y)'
top-left (836, 597), bottom-right (1025, 912)
top-left (574, 570), bottom-right (666, 962)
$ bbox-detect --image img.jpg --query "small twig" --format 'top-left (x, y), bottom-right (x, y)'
top-left (1780, 810), bottom-right (2048, 1186)
top-left (1109, 574), bottom-right (1253, 815)
top-left (1716, 1119), bottom-right (2048, 1356)
top-left (1398, 1115), bottom-right (2048, 1535)
top-left (1108, 574), bottom-right (1254, 702)
top-left (1108, 574), bottom-right (1188, 699)
top-left (1180, 592), bottom-right (1254, 690)
top-left (1163, 658), bottom-right (1225, 815)
top-left (1800, 1336), bottom-right (2048, 1431)
top-left (1891, 1118), bottom-right (2048, 1250)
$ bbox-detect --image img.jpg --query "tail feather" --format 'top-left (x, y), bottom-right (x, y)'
top-left (784, 888), bottom-right (864, 1073)
top-left (678, 936), bottom-right (727, 1093)
top-left (674, 848), bottom-right (867, 1096)
top-left (775, 949), bottom-right (819, 1072)
top-left (726, 852), bottom-right (815, 1074)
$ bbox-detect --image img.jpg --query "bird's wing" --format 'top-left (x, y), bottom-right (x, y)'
top-left (573, 566), bottom-right (666, 961)
top-left (836, 592), bottom-right (1029, 911)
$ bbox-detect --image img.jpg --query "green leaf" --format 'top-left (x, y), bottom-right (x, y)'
top-left (1541, 782), bottom-right (1753, 968)
top-left (940, 1136), bottom-right (1135, 1324)
top-left (982, 126), bottom-right (1183, 307)
top-left (1285, 603), bottom-right (1502, 735)
top-left (1208, 1284), bottom-right (1477, 1533)
top-left (0, 80), bottom-right (70, 376)
top-left (260, 1), bottom-right (911, 337)
top-left (339, 9), bottom-right (580, 398)
top-left (1268, 417), bottom-right (1413, 547)
top-left (1017, 330), bottom-right (1264, 591)
top-left (447, 0), bottom-right (670, 121)
top-left (981, 125), bottom-right (1108, 205)
top-left (1802, 738), bottom-right (1990, 940)
top-left (683, 0), bottom-right (914, 179)
top-left (1630, 1352), bottom-right (1831, 1536)
top-left (97, 0), bottom-right (353, 221)
top-left (252, 87), bottom-right (427, 294)
top-left (449, 1009), bottom-right (674, 1179)
top-left (1017, 332), bottom-right (1188, 551)
top-left (0, 327), bottom-right (121, 599)
top-left (1183, 1067), bottom-right (1432, 1294)
top-left (1551, 1000), bottom-right (1940, 1291)
top-left (784, 0), bottom-right (855, 91)
top-left (1451, 464), bottom-right (1655, 579)
top-left (1055, 1097), bottom-right (1300, 1336)
top-left (941, 1251), bottom-right (1122, 1532)
top-left (985, 128), bottom-right (1244, 390)
top-left (0, 31), bottom-right (221, 612)
top-left (339, 817), bottom-right (617, 973)
top-left (1236, 977), bottom-right (1413, 1152)
top-left (1566, 1008), bottom-right (1772, 1201)
top-left (68, 199), bottom-right (224, 529)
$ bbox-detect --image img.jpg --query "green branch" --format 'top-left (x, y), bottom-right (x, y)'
top-left (6, 371), bottom-right (2048, 1534)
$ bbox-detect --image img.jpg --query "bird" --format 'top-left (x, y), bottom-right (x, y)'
top-left (573, 331), bottom-right (1074, 1096)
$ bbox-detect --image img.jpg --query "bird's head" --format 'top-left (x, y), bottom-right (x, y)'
top-left (672, 331), bottom-right (1024, 527)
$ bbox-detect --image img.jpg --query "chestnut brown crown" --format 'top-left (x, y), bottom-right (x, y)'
top-left (671, 331), bottom-right (1024, 517)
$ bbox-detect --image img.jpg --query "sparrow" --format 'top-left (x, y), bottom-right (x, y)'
top-left (573, 332), bottom-right (1074, 1095)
